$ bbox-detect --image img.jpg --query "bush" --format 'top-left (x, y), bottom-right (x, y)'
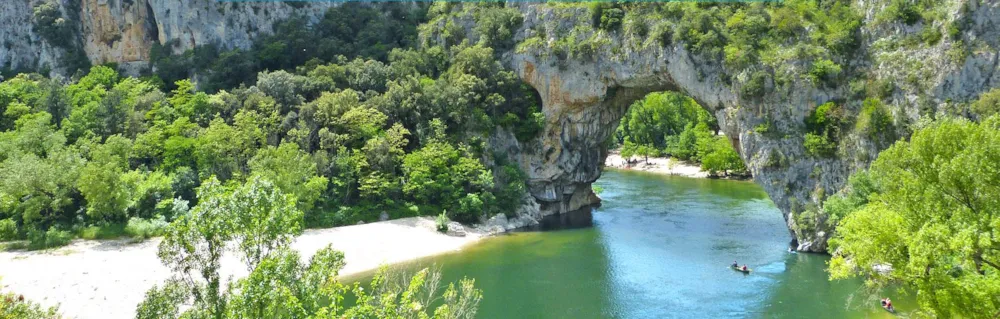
top-left (0, 289), bottom-right (59, 319)
top-left (27, 228), bottom-right (72, 250)
top-left (125, 216), bottom-right (170, 239)
top-left (741, 71), bottom-right (769, 98)
top-left (436, 212), bottom-right (449, 233)
top-left (856, 98), bottom-right (894, 139)
top-left (808, 59), bottom-right (841, 86)
top-left (971, 88), bottom-right (1000, 118)
top-left (804, 133), bottom-right (837, 157)
top-left (881, 0), bottom-right (921, 25)
top-left (650, 22), bottom-right (674, 47)
top-left (0, 219), bottom-right (16, 241)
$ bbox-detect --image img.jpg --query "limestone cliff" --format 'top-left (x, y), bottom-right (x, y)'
top-left (3, 1), bottom-right (999, 252)
top-left (1, 0), bottom-right (335, 74)
top-left (486, 2), bottom-right (1000, 251)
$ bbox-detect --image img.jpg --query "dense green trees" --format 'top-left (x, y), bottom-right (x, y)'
top-left (827, 116), bottom-right (1000, 317)
top-left (150, 3), bottom-right (425, 91)
top-left (614, 92), bottom-right (746, 176)
top-left (137, 176), bottom-right (481, 319)
top-left (1, 3), bottom-right (539, 247)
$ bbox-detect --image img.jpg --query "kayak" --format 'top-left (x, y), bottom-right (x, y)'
top-left (882, 304), bottom-right (895, 314)
top-left (731, 266), bottom-right (751, 273)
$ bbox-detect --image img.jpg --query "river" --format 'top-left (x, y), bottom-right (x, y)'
top-left (350, 169), bottom-right (914, 318)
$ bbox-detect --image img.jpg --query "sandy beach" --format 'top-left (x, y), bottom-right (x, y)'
top-left (604, 151), bottom-right (710, 178)
top-left (0, 217), bottom-right (486, 319)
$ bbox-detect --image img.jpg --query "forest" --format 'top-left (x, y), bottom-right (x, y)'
top-left (3, 0), bottom-right (1000, 318)
top-left (614, 92), bottom-right (747, 176)
top-left (0, 3), bottom-right (539, 249)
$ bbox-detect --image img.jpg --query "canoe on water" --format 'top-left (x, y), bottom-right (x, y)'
top-left (882, 304), bottom-right (895, 314)
top-left (731, 266), bottom-right (751, 273)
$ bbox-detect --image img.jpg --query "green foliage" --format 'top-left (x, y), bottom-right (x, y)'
top-left (808, 59), bottom-right (842, 87)
top-left (855, 98), bottom-right (894, 140)
top-left (151, 3), bottom-right (425, 92)
top-left (140, 174), bottom-right (481, 319)
top-left (878, 0), bottom-right (922, 25)
top-left (699, 137), bottom-right (746, 175)
top-left (0, 288), bottom-right (59, 319)
top-left (803, 133), bottom-right (836, 157)
top-left (124, 216), bottom-right (169, 240)
top-left (971, 87), bottom-right (1000, 118)
top-left (615, 91), bottom-right (746, 176)
top-left (0, 219), bottom-right (17, 241)
top-left (26, 227), bottom-right (72, 250)
top-left (616, 92), bottom-right (704, 149)
top-left (473, 5), bottom-right (523, 49)
top-left (741, 71), bottom-right (770, 98)
top-left (829, 116), bottom-right (1000, 317)
top-left (803, 102), bottom-right (845, 158)
top-left (436, 212), bottom-right (449, 233)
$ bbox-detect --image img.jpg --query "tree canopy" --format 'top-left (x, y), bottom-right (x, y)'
top-left (828, 116), bottom-right (1000, 318)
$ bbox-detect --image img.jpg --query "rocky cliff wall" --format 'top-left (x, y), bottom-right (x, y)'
top-left (493, 2), bottom-right (1000, 252)
top-left (0, 0), bottom-right (335, 75)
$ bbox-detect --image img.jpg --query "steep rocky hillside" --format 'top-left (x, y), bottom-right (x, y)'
top-left (3, 0), bottom-right (998, 252)
top-left (1, 0), bottom-right (335, 74)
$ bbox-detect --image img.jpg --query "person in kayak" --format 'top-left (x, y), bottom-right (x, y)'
top-left (881, 298), bottom-right (893, 310)
top-left (732, 261), bottom-right (738, 268)
top-left (742, 265), bottom-right (748, 271)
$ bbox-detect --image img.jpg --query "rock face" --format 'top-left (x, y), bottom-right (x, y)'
top-left (492, 2), bottom-right (1000, 252)
top-left (0, 0), bottom-right (335, 75)
top-left (4, 1), bottom-right (1000, 252)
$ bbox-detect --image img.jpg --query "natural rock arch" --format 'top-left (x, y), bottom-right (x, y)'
top-left (486, 3), bottom-right (1000, 252)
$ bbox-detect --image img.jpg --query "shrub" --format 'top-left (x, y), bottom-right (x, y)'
top-left (856, 98), bottom-right (894, 139)
top-left (920, 26), bottom-right (942, 45)
top-left (804, 133), bottom-right (837, 157)
top-left (741, 71), bottom-right (769, 98)
top-left (881, 0), bottom-right (921, 25)
top-left (125, 216), bottom-right (170, 239)
top-left (650, 22), bottom-right (673, 47)
top-left (0, 289), bottom-right (59, 319)
top-left (765, 148), bottom-right (787, 168)
top-left (435, 212), bottom-right (449, 233)
top-left (808, 59), bottom-right (841, 86)
top-left (27, 228), bottom-right (72, 250)
top-left (971, 88), bottom-right (1000, 118)
top-left (0, 219), bottom-right (16, 241)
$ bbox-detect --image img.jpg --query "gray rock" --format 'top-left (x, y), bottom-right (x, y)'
top-left (445, 222), bottom-right (466, 237)
top-left (379, 211), bottom-right (389, 221)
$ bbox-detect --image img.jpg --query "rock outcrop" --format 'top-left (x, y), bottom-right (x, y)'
top-left (488, 2), bottom-right (1000, 252)
top-left (4, 1), bottom-right (1000, 252)
top-left (1, 0), bottom-right (335, 75)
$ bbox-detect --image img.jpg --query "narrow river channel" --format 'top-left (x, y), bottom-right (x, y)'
top-left (351, 169), bottom-right (914, 318)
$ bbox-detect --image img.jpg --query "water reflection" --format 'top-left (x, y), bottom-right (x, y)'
top-left (348, 169), bottom-right (911, 318)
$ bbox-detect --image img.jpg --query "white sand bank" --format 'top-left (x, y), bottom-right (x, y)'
top-left (0, 217), bottom-right (485, 319)
top-left (604, 151), bottom-right (709, 178)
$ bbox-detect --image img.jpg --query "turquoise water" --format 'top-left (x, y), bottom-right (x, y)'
top-left (351, 169), bottom-right (913, 318)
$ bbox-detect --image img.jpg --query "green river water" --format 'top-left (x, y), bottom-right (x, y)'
top-left (352, 169), bottom-right (914, 318)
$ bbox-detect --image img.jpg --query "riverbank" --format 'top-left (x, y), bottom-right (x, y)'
top-left (0, 217), bottom-right (489, 319)
top-left (604, 151), bottom-right (710, 178)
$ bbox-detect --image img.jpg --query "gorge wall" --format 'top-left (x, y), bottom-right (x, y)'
top-left (4, 1), bottom-right (1000, 252)
top-left (1, 0), bottom-right (336, 74)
